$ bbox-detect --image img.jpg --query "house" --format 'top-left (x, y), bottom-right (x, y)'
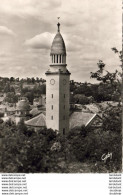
top-left (25, 108), bottom-right (102, 132)
top-left (30, 107), bottom-right (42, 117)
top-left (33, 95), bottom-right (46, 107)
top-left (69, 111), bottom-right (102, 130)
top-left (15, 97), bottom-right (31, 124)
top-left (22, 83), bottom-right (35, 89)
top-left (25, 113), bottom-right (46, 131)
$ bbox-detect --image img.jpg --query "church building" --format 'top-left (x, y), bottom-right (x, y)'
top-left (45, 22), bottom-right (71, 135)
top-left (24, 22), bottom-right (102, 134)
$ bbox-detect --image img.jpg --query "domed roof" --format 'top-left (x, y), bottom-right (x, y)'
top-left (16, 100), bottom-right (30, 111)
top-left (51, 32), bottom-right (66, 55)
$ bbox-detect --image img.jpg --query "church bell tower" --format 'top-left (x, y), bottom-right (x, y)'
top-left (45, 22), bottom-right (71, 135)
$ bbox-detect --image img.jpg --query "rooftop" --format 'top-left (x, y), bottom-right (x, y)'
top-left (50, 23), bottom-right (66, 55)
top-left (69, 111), bottom-right (97, 129)
top-left (25, 113), bottom-right (46, 127)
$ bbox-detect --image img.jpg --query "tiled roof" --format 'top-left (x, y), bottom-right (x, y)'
top-left (25, 113), bottom-right (46, 127)
top-left (30, 107), bottom-right (42, 116)
top-left (7, 107), bottom-right (16, 112)
top-left (51, 32), bottom-right (66, 55)
top-left (69, 111), bottom-right (96, 129)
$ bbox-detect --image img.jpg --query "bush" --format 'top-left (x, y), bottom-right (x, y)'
top-left (67, 121), bottom-right (121, 172)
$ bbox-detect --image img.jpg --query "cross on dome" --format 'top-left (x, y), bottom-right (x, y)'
top-left (57, 22), bottom-right (60, 32)
top-left (57, 17), bottom-right (60, 32)
top-left (50, 18), bottom-right (66, 55)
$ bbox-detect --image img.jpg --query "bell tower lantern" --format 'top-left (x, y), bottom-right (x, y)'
top-left (45, 21), bottom-right (71, 135)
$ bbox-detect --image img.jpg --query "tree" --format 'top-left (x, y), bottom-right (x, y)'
top-left (90, 48), bottom-right (122, 103)
top-left (10, 77), bottom-right (15, 82)
top-left (25, 91), bottom-right (34, 104)
top-left (4, 92), bottom-right (18, 103)
top-left (90, 60), bottom-right (119, 84)
top-left (73, 94), bottom-right (90, 104)
top-left (31, 77), bottom-right (35, 84)
top-left (0, 121), bottom-right (64, 173)
top-left (89, 47), bottom-right (122, 171)
top-left (4, 83), bottom-right (11, 93)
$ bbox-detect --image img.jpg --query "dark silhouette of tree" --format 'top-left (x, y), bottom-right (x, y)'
top-left (4, 83), bottom-right (11, 93)
top-left (10, 77), bottom-right (15, 82)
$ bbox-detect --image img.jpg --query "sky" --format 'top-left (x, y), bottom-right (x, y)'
top-left (0, 0), bottom-right (121, 83)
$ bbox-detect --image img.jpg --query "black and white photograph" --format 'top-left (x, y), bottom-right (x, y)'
top-left (0, 0), bottom-right (122, 174)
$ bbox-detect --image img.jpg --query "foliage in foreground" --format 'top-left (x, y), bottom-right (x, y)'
top-left (0, 103), bottom-right (121, 173)
top-left (0, 47), bottom-right (122, 173)
top-left (67, 103), bottom-right (122, 172)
